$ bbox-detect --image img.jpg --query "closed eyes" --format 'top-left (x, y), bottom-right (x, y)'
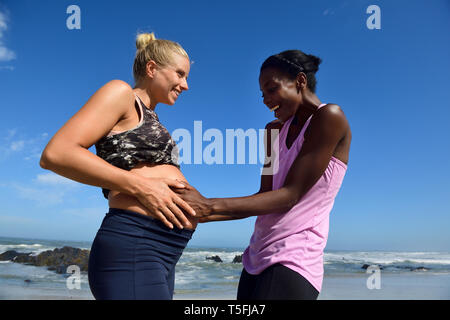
top-left (177, 70), bottom-right (188, 80)
top-left (261, 87), bottom-right (277, 98)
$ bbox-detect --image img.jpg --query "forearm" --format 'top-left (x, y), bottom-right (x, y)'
top-left (40, 144), bottom-right (137, 196)
top-left (199, 214), bottom-right (247, 223)
top-left (209, 187), bottom-right (299, 219)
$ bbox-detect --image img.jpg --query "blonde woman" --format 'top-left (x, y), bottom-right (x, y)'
top-left (40, 33), bottom-right (198, 299)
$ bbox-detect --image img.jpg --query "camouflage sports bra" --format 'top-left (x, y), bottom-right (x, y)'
top-left (95, 94), bottom-right (180, 199)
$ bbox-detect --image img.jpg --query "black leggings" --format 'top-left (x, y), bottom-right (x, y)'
top-left (237, 264), bottom-right (319, 300)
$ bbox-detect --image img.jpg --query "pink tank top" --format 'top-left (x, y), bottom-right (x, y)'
top-left (242, 103), bottom-right (348, 292)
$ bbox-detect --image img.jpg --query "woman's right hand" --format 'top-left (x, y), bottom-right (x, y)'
top-left (132, 174), bottom-right (197, 229)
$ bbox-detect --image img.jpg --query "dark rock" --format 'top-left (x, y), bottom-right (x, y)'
top-left (0, 250), bottom-right (32, 261)
top-left (394, 265), bottom-right (427, 271)
top-left (35, 246), bottom-right (89, 273)
top-left (395, 265), bottom-right (412, 270)
top-left (362, 264), bottom-right (384, 270)
top-left (0, 250), bottom-right (18, 261)
top-left (232, 255), bottom-right (242, 263)
top-left (206, 255), bottom-right (223, 263)
top-left (14, 254), bottom-right (35, 264)
top-left (24, 279), bottom-right (32, 283)
top-left (413, 266), bottom-right (429, 272)
top-left (2, 246), bottom-right (90, 274)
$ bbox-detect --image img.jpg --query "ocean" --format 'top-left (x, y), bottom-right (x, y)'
top-left (1, 236), bottom-right (449, 300)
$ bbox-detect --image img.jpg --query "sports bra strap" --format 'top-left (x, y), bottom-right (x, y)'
top-left (133, 93), bottom-right (145, 121)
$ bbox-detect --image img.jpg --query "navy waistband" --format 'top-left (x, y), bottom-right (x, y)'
top-left (107, 207), bottom-right (195, 237)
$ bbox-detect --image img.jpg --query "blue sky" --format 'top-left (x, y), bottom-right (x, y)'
top-left (0, 0), bottom-right (449, 251)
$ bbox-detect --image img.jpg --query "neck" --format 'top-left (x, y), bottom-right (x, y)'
top-left (294, 91), bottom-right (322, 123)
top-left (133, 82), bottom-right (157, 110)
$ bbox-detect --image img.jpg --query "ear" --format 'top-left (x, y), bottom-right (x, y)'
top-left (296, 72), bottom-right (307, 92)
top-left (145, 60), bottom-right (158, 79)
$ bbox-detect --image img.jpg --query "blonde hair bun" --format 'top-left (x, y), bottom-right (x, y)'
top-left (133, 32), bottom-right (189, 84)
top-left (136, 32), bottom-right (156, 51)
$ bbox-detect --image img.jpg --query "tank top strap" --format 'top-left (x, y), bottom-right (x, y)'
top-left (278, 116), bottom-right (294, 151)
top-left (300, 103), bottom-right (328, 136)
top-left (282, 103), bottom-right (328, 151)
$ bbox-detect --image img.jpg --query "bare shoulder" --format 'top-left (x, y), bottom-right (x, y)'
top-left (318, 103), bottom-right (347, 117)
top-left (265, 119), bottom-right (283, 130)
top-left (46, 80), bottom-right (138, 149)
top-left (315, 103), bottom-right (349, 128)
top-left (71, 79), bottom-right (137, 134)
top-left (104, 79), bottom-right (133, 91)
top-left (99, 80), bottom-right (135, 102)
top-left (89, 80), bottom-right (136, 115)
top-left (303, 103), bottom-right (349, 143)
top-left (315, 104), bottom-right (352, 162)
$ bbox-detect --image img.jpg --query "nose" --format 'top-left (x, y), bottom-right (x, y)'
top-left (263, 96), bottom-right (272, 109)
top-left (180, 77), bottom-right (189, 91)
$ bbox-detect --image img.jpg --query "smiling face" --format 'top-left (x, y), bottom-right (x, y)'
top-left (259, 67), bottom-right (305, 123)
top-left (151, 53), bottom-right (190, 106)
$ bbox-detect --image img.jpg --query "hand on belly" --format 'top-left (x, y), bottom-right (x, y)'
top-left (108, 163), bottom-right (198, 229)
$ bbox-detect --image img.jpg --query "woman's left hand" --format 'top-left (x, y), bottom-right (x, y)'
top-left (172, 181), bottom-right (212, 218)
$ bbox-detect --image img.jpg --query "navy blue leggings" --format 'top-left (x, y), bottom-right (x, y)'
top-left (88, 208), bottom-right (194, 300)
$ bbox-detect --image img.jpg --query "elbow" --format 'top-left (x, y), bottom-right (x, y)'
top-left (283, 188), bottom-right (302, 212)
top-left (39, 152), bottom-right (51, 170)
top-left (40, 139), bottom-right (80, 170)
top-left (39, 156), bottom-right (47, 169)
top-left (284, 199), bottom-right (298, 212)
top-left (39, 148), bottom-right (59, 170)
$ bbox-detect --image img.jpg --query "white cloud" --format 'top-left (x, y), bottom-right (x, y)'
top-left (323, 8), bottom-right (335, 16)
top-left (6, 129), bottom-right (17, 139)
top-left (5, 171), bottom-right (80, 208)
top-left (0, 10), bottom-right (16, 62)
top-left (0, 215), bottom-right (38, 225)
top-left (10, 140), bottom-right (25, 151)
top-left (61, 207), bottom-right (107, 219)
top-left (13, 183), bottom-right (66, 206)
top-left (0, 46), bottom-right (15, 61)
top-left (1, 129), bottom-right (49, 161)
top-left (0, 65), bottom-right (14, 70)
top-left (6, 172), bottom-right (80, 208)
top-left (0, 11), bottom-right (6, 37)
top-left (35, 172), bottom-right (79, 187)
top-left (24, 152), bottom-right (43, 161)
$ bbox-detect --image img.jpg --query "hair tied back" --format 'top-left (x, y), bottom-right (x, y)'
top-left (136, 32), bottom-right (157, 51)
top-left (308, 54), bottom-right (322, 72)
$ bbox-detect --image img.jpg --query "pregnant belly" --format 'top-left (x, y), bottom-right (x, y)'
top-left (108, 163), bottom-right (198, 229)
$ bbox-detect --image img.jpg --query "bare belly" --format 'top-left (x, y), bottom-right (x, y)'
top-left (108, 163), bottom-right (198, 230)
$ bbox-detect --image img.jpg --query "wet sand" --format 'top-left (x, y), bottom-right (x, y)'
top-left (2, 272), bottom-right (449, 300)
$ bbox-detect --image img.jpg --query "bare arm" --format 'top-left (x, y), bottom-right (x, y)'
top-left (40, 80), bottom-right (195, 229)
top-left (177, 105), bottom-right (348, 220)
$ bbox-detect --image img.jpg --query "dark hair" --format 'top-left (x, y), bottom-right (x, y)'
top-left (260, 50), bottom-right (322, 93)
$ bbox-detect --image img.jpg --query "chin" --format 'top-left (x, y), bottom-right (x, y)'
top-left (276, 114), bottom-right (287, 122)
top-left (164, 98), bottom-right (176, 106)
